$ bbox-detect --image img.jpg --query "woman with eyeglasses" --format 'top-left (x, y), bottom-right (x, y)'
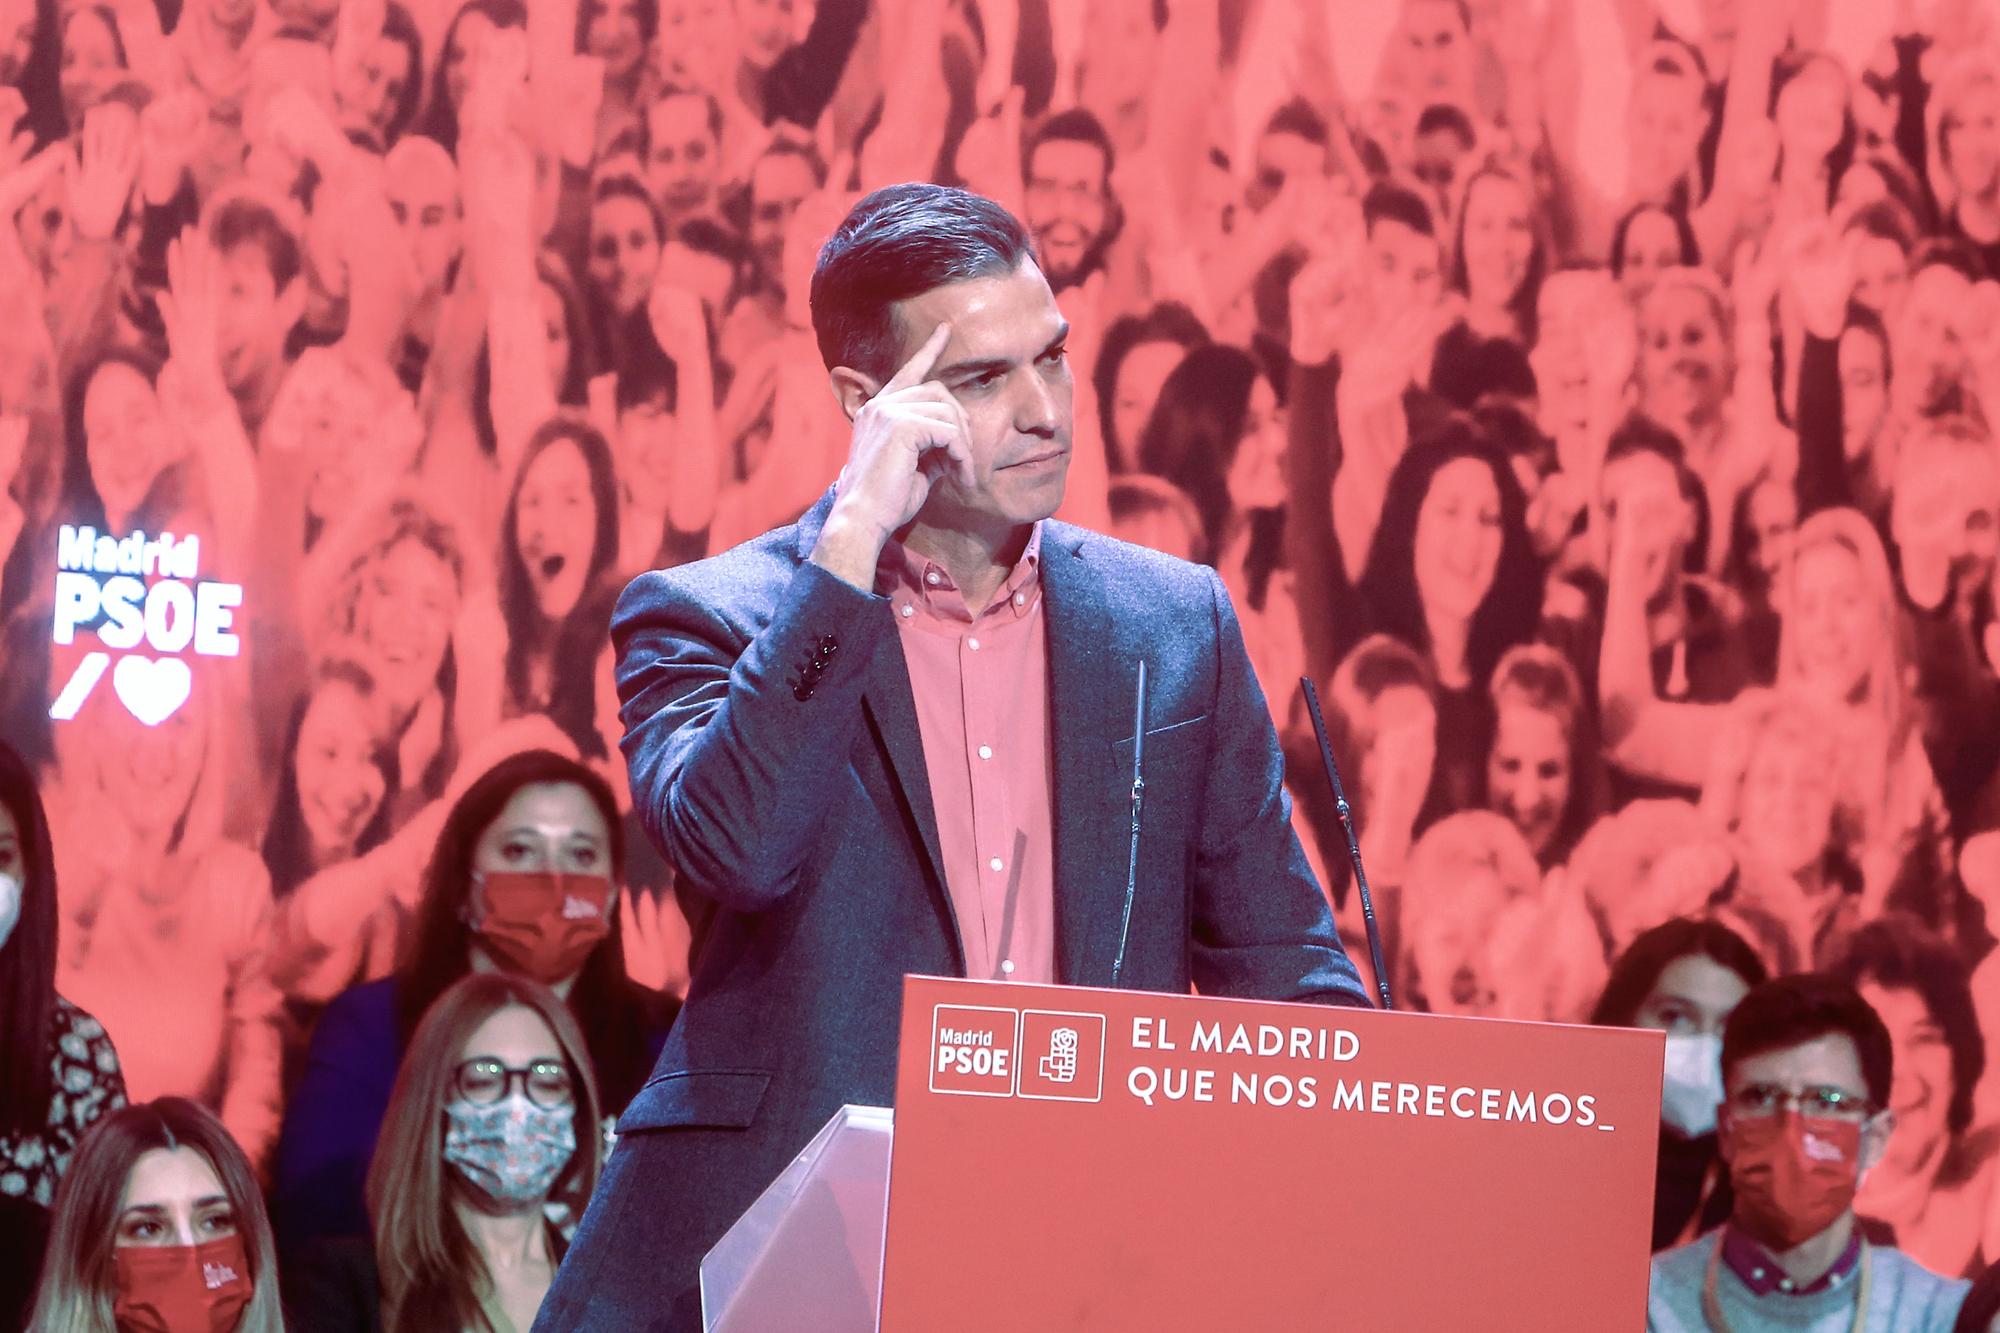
top-left (271, 748), bottom-right (675, 1257)
top-left (283, 972), bottom-right (602, 1332)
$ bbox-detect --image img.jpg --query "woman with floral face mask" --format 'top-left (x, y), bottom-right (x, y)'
top-left (1591, 918), bottom-right (1769, 1253)
top-left (282, 972), bottom-right (601, 1332)
top-left (27, 1097), bottom-right (283, 1333)
top-left (0, 740), bottom-right (128, 1328)
top-left (272, 749), bottom-right (675, 1255)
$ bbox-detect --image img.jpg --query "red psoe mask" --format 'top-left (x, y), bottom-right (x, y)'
top-left (112, 1234), bottom-right (253, 1333)
top-left (1724, 1112), bottom-right (1864, 1252)
top-left (473, 872), bottom-right (613, 985)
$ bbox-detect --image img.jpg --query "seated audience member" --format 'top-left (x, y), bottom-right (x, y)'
top-left (272, 750), bottom-right (676, 1253)
top-left (1591, 919), bottom-right (1769, 1252)
top-left (264, 720), bottom-right (580, 1011)
top-left (1648, 975), bottom-right (1970, 1331)
top-left (1829, 919), bottom-right (1998, 1280)
top-left (283, 972), bottom-right (601, 1332)
top-left (27, 1097), bottom-right (285, 1333)
top-left (0, 741), bottom-right (128, 1328)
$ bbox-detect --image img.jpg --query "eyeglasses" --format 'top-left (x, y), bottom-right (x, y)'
top-left (453, 1058), bottom-right (574, 1108)
top-left (1727, 1082), bottom-right (1873, 1124)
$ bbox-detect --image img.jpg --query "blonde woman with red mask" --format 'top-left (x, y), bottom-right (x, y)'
top-left (27, 1097), bottom-right (285, 1333)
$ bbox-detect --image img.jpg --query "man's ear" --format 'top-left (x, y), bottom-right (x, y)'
top-left (1715, 1105), bottom-right (1738, 1165)
top-left (828, 366), bottom-right (880, 422)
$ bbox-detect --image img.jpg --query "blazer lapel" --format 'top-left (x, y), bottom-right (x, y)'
top-left (794, 489), bottom-right (962, 972)
top-left (1040, 526), bottom-right (1136, 987)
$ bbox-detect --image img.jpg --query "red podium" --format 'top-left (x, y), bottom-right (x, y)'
top-left (699, 976), bottom-right (1664, 1330)
top-left (879, 976), bottom-right (1662, 1331)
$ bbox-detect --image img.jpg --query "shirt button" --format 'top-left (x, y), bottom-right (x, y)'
top-left (899, 604), bottom-right (915, 619)
top-left (988, 857), bottom-right (1003, 872)
top-left (968, 637), bottom-right (981, 651)
top-left (1012, 592), bottom-right (1025, 607)
top-left (978, 745), bottom-right (993, 760)
top-left (1000, 959), bottom-right (1015, 975)
top-left (926, 570), bottom-right (943, 586)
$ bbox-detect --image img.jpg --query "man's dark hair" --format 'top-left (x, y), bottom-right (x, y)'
top-left (1828, 916), bottom-right (1984, 1136)
top-left (1363, 179), bottom-right (1436, 239)
top-left (809, 183), bottom-right (1035, 381)
top-left (1262, 97), bottom-right (1328, 146)
top-left (1721, 974), bottom-right (1893, 1112)
top-left (208, 194), bottom-right (302, 291)
top-left (1415, 102), bottom-right (1476, 148)
top-left (1028, 106), bottom-right (1116, 181)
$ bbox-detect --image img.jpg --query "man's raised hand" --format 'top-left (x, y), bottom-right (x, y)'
top-left (814, 323), bottom-right (976, 587)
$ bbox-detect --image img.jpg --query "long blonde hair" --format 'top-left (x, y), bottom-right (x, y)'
top-left (28, 1098), bottom-right (286, 1333)
top-left (366, 972), bottom-right (602, 1333)
top-left (1775, 508), bottom-right (1916, 773)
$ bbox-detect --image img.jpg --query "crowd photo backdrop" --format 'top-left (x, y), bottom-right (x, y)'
top-left (4, 0), bottom-right (2000, 1323)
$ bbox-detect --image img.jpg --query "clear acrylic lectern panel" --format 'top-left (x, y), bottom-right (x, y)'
top-left (700, 1104), bottom-right (893, 1333)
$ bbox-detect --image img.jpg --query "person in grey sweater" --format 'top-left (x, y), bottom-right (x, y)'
top-left (1649, 974), bottom-right (1968, 1331)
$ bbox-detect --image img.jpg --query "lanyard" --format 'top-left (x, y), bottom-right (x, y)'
top-left (1700, 1238), bottom-right (1870, 1333)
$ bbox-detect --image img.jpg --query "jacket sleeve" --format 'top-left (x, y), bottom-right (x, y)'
top-left (1187, 568), bottom-right (1372, 1008)
top-left (613, 556), bottom-right (899, 912)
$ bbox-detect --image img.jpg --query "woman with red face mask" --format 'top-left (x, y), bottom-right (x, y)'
top-left (27, 1097), bottom-right (284, 1333)
top-left (269, 749), bottom-right (676, 1260)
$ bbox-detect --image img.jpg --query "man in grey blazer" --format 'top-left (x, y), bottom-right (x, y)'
top-left (536, 182), bottom-right (1370, 1332)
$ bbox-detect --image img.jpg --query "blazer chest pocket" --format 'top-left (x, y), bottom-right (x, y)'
top-left (616, 1069), bottom-right (773, 1134)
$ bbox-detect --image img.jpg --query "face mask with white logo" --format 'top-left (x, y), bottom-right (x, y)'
top-left (0, 873), bottom-right (20, 953)
top-left (1661, 1031), bottom-right (1725, 1139)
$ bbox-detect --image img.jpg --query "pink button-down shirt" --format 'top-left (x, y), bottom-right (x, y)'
top-left (884, 527), bottom-right (1056, 984)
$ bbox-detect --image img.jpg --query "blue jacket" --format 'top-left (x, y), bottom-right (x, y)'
top-left (538, 494), bottom-right (1369, 1331)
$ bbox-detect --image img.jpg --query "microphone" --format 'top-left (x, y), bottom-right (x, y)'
top-left (1109, 660), bottom-right (1147, 988)
top-left (1301, 675), bottom-right (1394, 1011)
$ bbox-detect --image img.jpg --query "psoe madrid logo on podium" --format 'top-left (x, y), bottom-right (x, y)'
top-left (929, 1004), bottom-right (1105, 1103)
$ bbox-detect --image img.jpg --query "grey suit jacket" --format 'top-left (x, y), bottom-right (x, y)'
top-left (537, 492), bottom-right (1368, 1331)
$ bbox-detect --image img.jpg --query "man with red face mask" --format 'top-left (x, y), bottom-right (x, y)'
top-left (1648, 975), bottom-right (1968, 1331)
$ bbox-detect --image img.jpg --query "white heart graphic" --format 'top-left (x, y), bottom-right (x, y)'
top-left (112, 655), bottom-right (193, 727)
